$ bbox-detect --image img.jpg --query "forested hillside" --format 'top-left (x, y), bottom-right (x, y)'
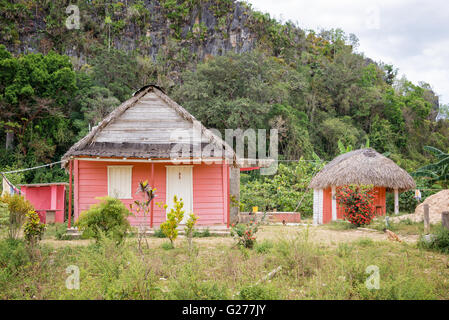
top-left (1, 0), bottom-right (448, 185)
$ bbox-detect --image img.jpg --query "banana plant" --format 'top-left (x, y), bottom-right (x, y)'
top-left (414, 146), bottom-right (449, 188)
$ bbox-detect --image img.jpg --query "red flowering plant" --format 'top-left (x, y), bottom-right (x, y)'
top-left (230, 220), bottom-right (259, 249)
top-left (336, 185), bottom-right (377, 227)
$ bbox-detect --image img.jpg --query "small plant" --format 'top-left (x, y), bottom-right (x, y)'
top-left (193, 228), bottom-right (211, 238)
top-left (23, 210), bottom-right (46, 246)
top-left (254, 240), bottom-right (274, 254)
top-left (184, 212), bottom-right (199, 250)
top-left (129, 180), bottom-right (157, 252)
top-left (337, 185), bottom-right (376, 227)
top-left (230, 220), bottom-right (260, 249)
top-left (23, 210), bottom-right (46, 259)
top-left (239, 284), bottom-right (281, 300)
top-left (76, 197), bottom-right (131, 244)
top-left (158, 195), bottom-right (184, 248)
top-left (153, 228), bottom-right (167, 238)
top-left (55, 222), bottom-right (71, 240)
top-left (418, 225), bottom-right (449, 254)
top-left (0, 194), bottom-right (34, 239)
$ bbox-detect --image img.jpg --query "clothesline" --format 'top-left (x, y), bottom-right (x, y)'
top-left (0, 160), bottom-right (68, 174)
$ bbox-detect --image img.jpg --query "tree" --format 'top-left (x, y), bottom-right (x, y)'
top-left (414, 146), bottom-right (449, 188)
top-left (0, 46), bottom-right (76, 151)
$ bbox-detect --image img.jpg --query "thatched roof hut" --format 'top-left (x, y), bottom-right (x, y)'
top-left (310, 148), bottom-right (415, 224)
top-left (310, 148), bottom-right (415, 191)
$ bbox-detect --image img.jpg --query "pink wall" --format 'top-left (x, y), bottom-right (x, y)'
top-left (21, 184), bottom-right (66, 223)
top-left (75, 160), bottom-right (229, 227)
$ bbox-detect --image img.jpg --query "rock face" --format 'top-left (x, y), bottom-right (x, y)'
top-left (1, 0), bottom-right (269, 62)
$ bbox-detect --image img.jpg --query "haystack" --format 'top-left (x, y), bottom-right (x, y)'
top-left (392, 190), bottom-right (449, 224)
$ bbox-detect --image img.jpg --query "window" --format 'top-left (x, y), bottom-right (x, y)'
top-left (107, 166), bottom-right (132, 199)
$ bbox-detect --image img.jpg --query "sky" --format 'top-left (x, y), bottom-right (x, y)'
top-left (248, 0), bottom-right (449, 105)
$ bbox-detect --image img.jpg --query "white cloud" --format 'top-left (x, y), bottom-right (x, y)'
top-left (248, 0), bottom-right (449, 104)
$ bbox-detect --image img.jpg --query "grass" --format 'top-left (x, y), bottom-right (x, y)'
top-left (0, 225), bottom-right (448, 300)
top-left (325, 216), bottom-right (439, 236)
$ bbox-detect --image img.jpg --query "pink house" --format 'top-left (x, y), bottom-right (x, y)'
top-left (62, 85), bottom-right (238, 229)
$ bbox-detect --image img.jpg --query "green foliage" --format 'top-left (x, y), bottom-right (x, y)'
top-left (54, 222), bottom-right (70, 240)
top-left (336, 185), bottom-right (376, 227)
top-left (159, 195), bottom-right (184, 247)
top-left (240, 159), bottom-right (324, 216)
top-left (239, 283), bottom-right (281, 300)
top-left (23, 210), bottom-right (46, 246)
top-left (193, 228), bottom-right (210, 238)
top-left (0, 238), bottom-right (30, 278)
top-left (153, 228), bottom-right (167, 238)
top-left (254, 239), bottom-right (274, 254)
top-left (230, 221), bottom-right (260, 249)
top-left (419, 225), bottom-right (449, 254)
top-left (0, 200), bottom-right (8, 228)
top-left (167, 263), bottom-right (230, 299)
top-left (414, 146), bottom-right (449, 188)
top-left (76, 197), bottom-right (131, 244)
top-left (0, 193), bottom-right (34, 239)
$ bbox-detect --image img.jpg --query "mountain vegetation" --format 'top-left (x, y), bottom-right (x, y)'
top-left (0, 0), bottom-right (448, 191)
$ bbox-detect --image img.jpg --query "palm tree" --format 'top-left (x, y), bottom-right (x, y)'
top-left (414, 146), bottom-right (449, 188)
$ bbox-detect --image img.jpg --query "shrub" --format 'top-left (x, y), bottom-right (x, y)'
top-left (153, 228), bottom-right (167, 238)
top-left (337, 185), bottom-right (376, 227)
top-left (168, 264), bottom-right (229, 299)
top-left (418, 225), bottom-right (449, 254)
top-left (23, 210), bottom-right (46, 247)
top-left (0, 194), bottom-right (34, 239)
top-left (230, 220), bottom-right (260, 249)
top-left (193, 228), bottom-right (210, 238)
top-left (254, 240), bottom-right (274, 254)
top-left (239, 284), bottom-right (281, 300)
top-left (159, 195), bottom-right (184, 247)
top-left (76, 197), bottom-right (131, 243)
top-left (55, 222), bottom-right (71, 240)
top-left (184, 212), bottom-right (199, 250)
top-left (0, 238), bottom-right (29, 272)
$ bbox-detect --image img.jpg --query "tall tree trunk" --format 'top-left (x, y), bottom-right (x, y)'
top-left (5, 130), bottom-right (14, 150)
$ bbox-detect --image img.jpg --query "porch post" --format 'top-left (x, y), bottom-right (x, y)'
top-left (68, 160), bottom-right (72, 228)
top-left (150, 162), bottom-right (154, 228)
top-left (394, 188), bottom-right (399, 215)
top-left (331, 186), bottom-right (337, 221)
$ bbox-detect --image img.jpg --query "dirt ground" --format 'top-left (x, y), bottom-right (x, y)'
top-left (41, 225), bottom-right (418, 248)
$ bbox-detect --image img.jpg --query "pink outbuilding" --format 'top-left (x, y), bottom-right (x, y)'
top-left (62, 85), bottom-right (240, 229)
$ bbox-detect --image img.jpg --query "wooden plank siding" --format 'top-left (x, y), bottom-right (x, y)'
top-left (94, 92), bottom-right (209, 145)
top-left (75, 160), bottom-right (228, 227)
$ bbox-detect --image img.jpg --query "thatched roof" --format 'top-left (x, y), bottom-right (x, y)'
top-left (61, 85), bottom-right (236, 167)
top-left (309, 148), bottom-right (416, 191)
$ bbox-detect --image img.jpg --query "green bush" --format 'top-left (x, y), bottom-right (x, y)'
top-left (0, 194), bottom-right (35, 239)
top-left (55, 222), bottom-right (71, 240)
top-left (193, 228), bottom-right (210, 238)
top-left (0, 238), bottom-right (29, 275)
top-left (239, 284), bottom-right (281, 300)
top-left (76, 197), bottom-right (131, 243)
top-left (254, 240), bottom-right (274, 254)
top-left (153, 228), bottom-right (167, 238)
top-left (168, 264), bottom-right (229, 300)
top-left (418, 225), bottom-right (449, 254)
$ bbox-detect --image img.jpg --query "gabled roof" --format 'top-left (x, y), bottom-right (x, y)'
top-left (62, 85), bottom-right (235, 166)
top-left (309, 148), bottom-right (416, 191)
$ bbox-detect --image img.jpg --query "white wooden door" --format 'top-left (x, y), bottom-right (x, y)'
top-left (166, 166), bottom-right (193, 224)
